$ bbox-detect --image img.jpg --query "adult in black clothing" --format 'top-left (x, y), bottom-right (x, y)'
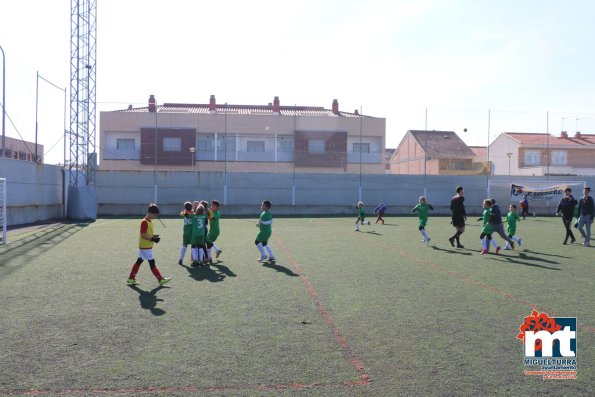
top-left (577, 186), bottom-right (594, 247)
top-left (555, 187), bottom-right (579, 244)
top-left (449, 186), bottom-right (467, 248)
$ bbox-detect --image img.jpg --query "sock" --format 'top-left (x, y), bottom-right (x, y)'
top-left (129, 263), bottom-right (141, 279)
top-left (257, 243), bottom-right (266, 256)
top-left (212, 243), bottom-right (221, 252)
top-left (192, 248), bottom-right (198, 262)
top-left (504, 242), bottom-right (510, 249)
top-left (150, 266), bottom-right (163, 280)
top-left (456, 234), bottom-right (461, 245)
top-left (355, 222), bottom-right (359, 230)
top-left (199, 249), bottom-right (204, 262)
top-left (481, 239), bottom-right (487, 250)
top-left (207, 248), bottom-right (212, 258)
top-left (512, 236), bottom-right (520, 242)
top-left (179, 246), bottom-right (187, 261)
top-left (421, 229), bottom-right (429, 239)
top-left (491, 238), bottom-right (500, 249)
top-left (265, 245), bottom-right (274, 257)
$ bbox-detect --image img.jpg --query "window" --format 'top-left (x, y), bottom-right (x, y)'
top-left (353, 143), bottom-right (370, 153)
top-left (524, 150), bottom-right (540, 166)
top-left (551, 150), bottom-right (567, 166)
top-left (247, 141), bottom-right (265, 152)
top-left (116, 138), bottom-right (135, 150)
top-left (278, 137), bottom-right (294, 152)
top-left (163, 137), bottom-right (182, 152)
top-left (308, 139), bottom-right (326, 154)
top-left (197, 134), bottom-right (214, 151)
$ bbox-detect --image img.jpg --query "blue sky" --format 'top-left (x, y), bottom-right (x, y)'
top-left (1, 0), bottom-right (594, 164)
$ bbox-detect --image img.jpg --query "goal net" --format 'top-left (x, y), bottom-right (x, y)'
top-left (487, 180), bottom-right (586, 215)
top-left (0, 178), bottom-right (6, 244)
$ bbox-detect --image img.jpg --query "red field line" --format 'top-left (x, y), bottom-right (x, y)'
top-left (359, 231), bottom-right (595, 333)
top-left (274, 234), bottom-right (371, 384)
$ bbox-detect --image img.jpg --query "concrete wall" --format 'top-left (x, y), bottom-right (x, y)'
top-left (3, 157), bottom-right (594, 225)
top-left (0, 157), bottom-right (64, 225)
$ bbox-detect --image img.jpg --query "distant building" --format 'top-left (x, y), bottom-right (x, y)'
top-left (99, 95), bottom-right (386, 173)
top-left (489, 131), bottom-right (595, 176)
top-left (389, 130), bottom-right (482, 174)
top-left (0, 136), bottom-right (44, 163)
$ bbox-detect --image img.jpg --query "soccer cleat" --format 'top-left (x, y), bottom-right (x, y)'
top-left (570, 238), bottom-right (576, 244)
top-left (456, 244), bottom-right (464, 249)
top-left (191, 261), bottom-right (199, 267)
top-left (495, 246), bottom-right (501, 254)
top-left (268, 256), bottom-right (276, 262)
top-left (159, 277), bottom-right (171, 286)
top-left (367, 220), bottom-right (371, 225)
top-left (178, 259), bottom-right (183, 265)
top-left (127, 278), bottom-right (139, 286)
top-left (215, 249), bottom-right (222, 258)
top-left (504, 246), bottom-right (511, 250)
top-left (426, 237), bottom-right (431, 244)
top-left (257, 255), bottom-right (268, 262)
top-left (448, 237), bottom-right (455, 247)
top-left (584, 242), bottom-right (591, 247)
top-left (518, 238), bottom-right (522, 247)
top-left (480, 249), bottom-right (488, 255)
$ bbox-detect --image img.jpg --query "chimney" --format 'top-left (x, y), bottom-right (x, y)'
top-left (561, 131), bottom-right (568, 138)
top-left (209, 94), bottom-right (216, 112)
top-left (332, 99), bottom-right (339, 115)
top-left (575, 131), bottom-right (582, 139)
top-left (148, 95), bottom-right (156, 112)
top-left (273, 96), bottom-right (280, 113)
top-left (354, 109), bottom-right (359, 115)
top-left (127, 104), bottom-right (133, 110)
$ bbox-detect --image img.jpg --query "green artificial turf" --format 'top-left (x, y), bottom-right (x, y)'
top-left (0, 215), bottom-right (592, 396)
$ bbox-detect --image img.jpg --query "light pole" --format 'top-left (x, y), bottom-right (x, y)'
top-left (1, 45), bottom-right (5, 158)
top-left (506, 152), bottom-right (513, 176)
top-left (575, 118), bottom-right (583, 134)
top-left (189, 146), bottom-right (196, 170)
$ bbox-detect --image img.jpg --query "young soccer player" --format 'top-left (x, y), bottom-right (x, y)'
top-left (200, 200), bottom-right (212, 263)
top-left (127, 204), bottom-right (171, 286)
top-left (178, 201), bottom-right (194, 265)
top-left (478, 199), bottom-right (498, 255)
top-left (190, 205), bottom-right (208, 266)
top-left (255, 200), bottom-right (275, 262)
top-left (504, 204), bottom-right (522, 250)
top-left (412, 196), bottom-right (433, 244)
top-left (355, 201), bottom-right (370, 231)
top-left (206, 200), bottom-right (223, 263)
top-left (374, 203), bottom-right (387, 224)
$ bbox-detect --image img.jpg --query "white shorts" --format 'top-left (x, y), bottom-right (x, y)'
top-left (138, 249), bottom-right (154, 261)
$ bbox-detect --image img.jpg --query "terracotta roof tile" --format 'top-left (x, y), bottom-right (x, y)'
top-left (504, 132), bottom-right (595, 146)
top-left (410, 130), bottom-right (475, 158)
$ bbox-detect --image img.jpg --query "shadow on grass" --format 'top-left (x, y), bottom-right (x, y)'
top-left (488, 256), bottom-right (561, 270)
top-left (521, 249), bottom-right (571, 259)
top-left (262, 261), bottom-right (299, 276)
top-left (211, 262), bottom-right (236, 277)
top-left (431, 245), bottom-right (473, 256)
top-left (0, 222), bottom-right (91, 278)
top-left (178, 262), bottom-right (226, 282)
top-left (363, 230), bottom-right (382, 236)
top-left (128, 285), bottom-right (168, 316)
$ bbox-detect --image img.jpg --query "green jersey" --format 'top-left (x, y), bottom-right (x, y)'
top-left (207, 210), bottom-right (221, 242)
top-left (506, 211), bottom-right (521, 236)
top-left (191, 214), bottom-right (207, 244)
top-left (256, 210), bottom-right (273, 244)
top-left (413, 203), bottom-right (433, 227)
top-left (481, 208), bottom-right (493, 234)
top-left (358, 207), bottom-right (365, 218)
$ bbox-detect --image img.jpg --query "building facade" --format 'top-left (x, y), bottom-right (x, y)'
top-left (99, 95), bottom-right (386, 173)
top-left (389, 130), bottom-right (482, 175)
top-left (489, 132), bottom-right (595, 176)
top-left (0, 136), bottom-right (44, 163)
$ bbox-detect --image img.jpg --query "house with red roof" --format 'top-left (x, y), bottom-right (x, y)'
top-left (389, 130), bottom-right (486, 174)
top-left (99, 95), bottom-right (386, 173)
top-left (489, 131), bottom-right (595, 176)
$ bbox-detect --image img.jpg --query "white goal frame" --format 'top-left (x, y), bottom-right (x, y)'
top-left (0, 178), bottom-right (6, 244)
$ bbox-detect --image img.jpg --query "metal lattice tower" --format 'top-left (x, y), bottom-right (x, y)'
top-left (69, 0), bottom-right (97, 187)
